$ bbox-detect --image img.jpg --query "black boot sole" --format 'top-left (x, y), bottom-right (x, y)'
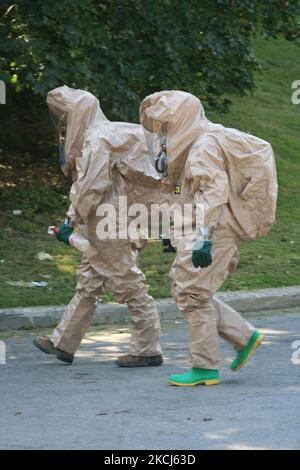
top-left (33, 339), bottom-right (73, 364)
top-left (116, 358), bottom-right (163, 367)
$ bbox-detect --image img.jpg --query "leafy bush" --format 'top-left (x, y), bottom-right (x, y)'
top-left (0, 0), bottom-right (299, 159)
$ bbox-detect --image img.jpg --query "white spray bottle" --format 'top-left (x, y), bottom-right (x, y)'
top-left (48, 225), bottom-right (90, 253)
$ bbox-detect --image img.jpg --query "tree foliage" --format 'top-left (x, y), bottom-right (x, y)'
top-left (0, 0), bottom-right (299, 157)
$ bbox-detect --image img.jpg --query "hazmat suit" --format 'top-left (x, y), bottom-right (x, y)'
top-left (140, 90), bottom-right (277, 385)
top-left (34, 86), bottom-right (166, 366)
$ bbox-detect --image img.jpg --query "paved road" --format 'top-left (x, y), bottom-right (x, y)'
top-left (0, 308), bottom-right (300, 450)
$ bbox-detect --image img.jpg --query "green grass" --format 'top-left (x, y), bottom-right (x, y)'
top-left (0, 35), bottom-right (299, 308)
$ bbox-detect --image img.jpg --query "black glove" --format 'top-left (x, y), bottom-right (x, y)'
top-left (162, 238), bottom-right (176, 253)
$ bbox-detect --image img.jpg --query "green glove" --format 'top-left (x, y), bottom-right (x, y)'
top-left (192, 240), bottom-right (212, 268)
top-left (192, 227), bottom-right (213, 268)
top-left (55, 223), bottom-right (73, 245)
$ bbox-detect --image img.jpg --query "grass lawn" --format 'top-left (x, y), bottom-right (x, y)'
top-left (0, 36), bottom-right (299, 308)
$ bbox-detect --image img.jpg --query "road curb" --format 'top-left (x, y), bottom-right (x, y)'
top-left (0, 285), bottom-right (300, 331)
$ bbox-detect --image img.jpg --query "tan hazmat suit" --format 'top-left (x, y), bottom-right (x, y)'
top-left (47, 86), bottom-right (165, 357)
top-left (140, 90), bottom-right (277, 369)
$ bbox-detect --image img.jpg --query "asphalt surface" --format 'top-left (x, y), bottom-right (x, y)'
top-left (0, 308), bottom-right (300, 450)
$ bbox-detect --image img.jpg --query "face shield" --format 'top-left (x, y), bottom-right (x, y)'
top-left (143, 121), bottom-right (169, 178)
top-left (50, 109), bottom-right (68, 170)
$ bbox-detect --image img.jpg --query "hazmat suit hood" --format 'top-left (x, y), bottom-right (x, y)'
top-left (140, 90), bottom-right (277, 240)
top-left (139, 90), bottom-right (207, 184)
top-left (47, 85), bottom-right (108, 177)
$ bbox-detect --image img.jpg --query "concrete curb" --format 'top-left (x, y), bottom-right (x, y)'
top-left (0, 286), bottom-right (300, 331)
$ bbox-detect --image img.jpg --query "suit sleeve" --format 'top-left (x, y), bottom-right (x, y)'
top-left (185, 140), bottom-right (229, 229)
top-left (68, 140), bottom-right (112, 225)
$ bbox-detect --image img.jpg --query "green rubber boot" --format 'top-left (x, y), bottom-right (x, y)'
top-left (168, 368), bottom-right (219, 387)
top-left (230, 330), bottom-right (264, 372)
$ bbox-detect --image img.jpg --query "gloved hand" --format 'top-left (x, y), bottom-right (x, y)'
top-left (192, 227), bottom-right (212, 268)
top-left (55, 221), bottom-right (74, 245)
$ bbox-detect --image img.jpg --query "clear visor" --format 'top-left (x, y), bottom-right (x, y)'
top-left (50, 110), bottom-right (68, 169)
top-left (143, 121), bottom-right (169, 177)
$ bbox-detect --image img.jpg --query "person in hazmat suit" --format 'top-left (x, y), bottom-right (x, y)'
top-left (33, 85), bottom-right (166, 367)
top-left (140, 90), bottom-right (278, 386)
